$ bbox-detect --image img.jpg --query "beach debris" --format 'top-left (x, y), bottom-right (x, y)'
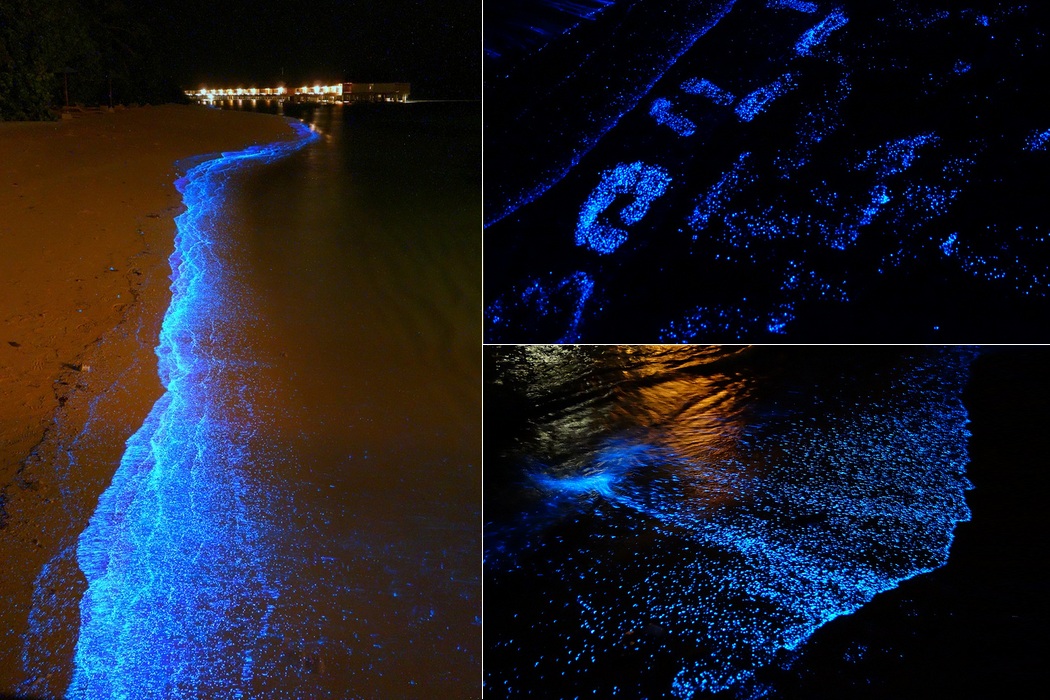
top-left (8, 341), bottom-right (20, 347)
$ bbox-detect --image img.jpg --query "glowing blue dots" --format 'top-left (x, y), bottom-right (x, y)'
top-left (487, 271), bottom-right (596, 343)
top-left (680, 77), bottom-right (735, 106)
top-left (795, 9), bottom-right (849, 55)
top-left (859, 184), bottom-right (891, 227)
top-left (768, 0), bottom-right (818, 13)
top-left (649, 98), bottom-right (696, 137)
top-left (689, 152), bottom-right (751, 231)
top-left (735, 74), bottom-right (797, 123)
top-left (859, 133), bottom-right (940, 178)
top-left (575, 162), bottom-right (671, 255)
top-left (657, 304), bottom-right (768, 342)
top-left (904, 183), bottom-right (957, 220)
top-left (766, 313), bottom-right (790, 335)
top-left (940, 232), bottom-right (959, 257)
top-left (1025, 129), bottom-right (1050, 151)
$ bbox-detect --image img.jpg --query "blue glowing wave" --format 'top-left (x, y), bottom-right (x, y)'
top-left (488, 347), bottom-right (976, 697)
top-left (69, 121), bottom-right (318, 698)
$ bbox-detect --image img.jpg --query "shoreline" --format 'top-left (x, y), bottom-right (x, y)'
top-left (68, 121), bottom-right (317, 698)
top-left (0, 105), bottom-right (298, 693)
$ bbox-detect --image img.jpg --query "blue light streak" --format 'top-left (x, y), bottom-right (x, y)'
top-left (485, 0), bottom-right (616, 59)
top-left (794, 8), bottom-right (849, 55)
top-left (734, 73), bottom-right (797, 123)
top-left (768, 0), bottom-right (817, 12)
top-left (575, 161), bottom-right (671, 255)
top-left (649, 97), bottom-right (697, 137)
top-left (69, 121), bottom-right (317, 698)
top-left (680, 77), bottom-right (736, 106)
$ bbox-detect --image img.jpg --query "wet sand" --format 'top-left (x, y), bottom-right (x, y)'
top-left (0, 105), bottom-right (297, 693)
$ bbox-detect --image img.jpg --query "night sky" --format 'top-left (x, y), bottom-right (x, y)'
top-left (142, 0), bottom-right (479, 98)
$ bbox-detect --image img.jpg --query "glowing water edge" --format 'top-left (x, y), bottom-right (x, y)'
top-left (69, 122), bottom-right (317, 697)
top-left (484, 346), bottom-right (976, 699)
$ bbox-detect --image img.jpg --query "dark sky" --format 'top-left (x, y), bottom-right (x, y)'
top-left (142, 0), bottom-right (479, 98)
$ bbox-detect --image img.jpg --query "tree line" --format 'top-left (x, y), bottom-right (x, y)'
top-left (1, 0), bottom-right (179, 120)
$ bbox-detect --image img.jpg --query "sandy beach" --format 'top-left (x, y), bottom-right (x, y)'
top-left (0, 105), bottom-right (297, 694)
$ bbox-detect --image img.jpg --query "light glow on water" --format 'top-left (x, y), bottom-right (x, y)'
top-left (486, 346), bottom-right (976, 698)
top-left (69, 122), bottom-right (318, 698)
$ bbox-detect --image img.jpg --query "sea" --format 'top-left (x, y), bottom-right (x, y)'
top-left (47, 101), bottom-right (480, 698)
top-left (483, 345), bottom-right (1048, 699)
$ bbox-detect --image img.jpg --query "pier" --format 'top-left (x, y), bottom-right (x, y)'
top-left (186, 82), bottom-right (410, 104)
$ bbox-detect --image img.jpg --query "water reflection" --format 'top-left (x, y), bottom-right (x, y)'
top-left (485, 346), bottom-right (975, 698)
top-left (501, 346), bottom-right (756, 530)
top-left (222, 102), bottom-right (480, 697)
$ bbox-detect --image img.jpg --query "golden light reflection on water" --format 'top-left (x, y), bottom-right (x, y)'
top-left (503, 345), bottom-right (762, 518)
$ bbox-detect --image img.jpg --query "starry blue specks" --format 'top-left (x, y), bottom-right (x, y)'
top-left (576, 162), bottom-right (671, 255)
top-left (650, 97), bottom-right (697, 137)
top-left (795, 9), bottom-right (849, 55)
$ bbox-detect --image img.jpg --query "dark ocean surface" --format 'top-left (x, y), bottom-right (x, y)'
top-left (224, 102), bottom-right (481, 697)
top-left (484, 1), bottom-right (1050, 342)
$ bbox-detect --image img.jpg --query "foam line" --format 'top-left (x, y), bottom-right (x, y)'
top-left (68, 121), bottom-right (318, 698)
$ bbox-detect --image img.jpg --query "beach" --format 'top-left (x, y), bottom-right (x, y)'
top-left (0, 105), bottom-right (297, 694)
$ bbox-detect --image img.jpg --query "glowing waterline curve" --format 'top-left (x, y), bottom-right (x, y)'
top-left (68, 121), bottom-right (318, 698)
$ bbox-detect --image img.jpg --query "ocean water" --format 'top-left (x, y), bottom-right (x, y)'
top-left (484, 1), bottom-right (1050, 342)
top-left (484, 346), bottom-right (976, 698)
top-left (65, 103), bottom-right (480, 697)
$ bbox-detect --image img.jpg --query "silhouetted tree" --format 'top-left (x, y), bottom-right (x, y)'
top-left (1, 0), bottom-right (151, 120)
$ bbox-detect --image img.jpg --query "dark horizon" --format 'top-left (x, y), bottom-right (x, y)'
top-left (2, 0), bottom-right (479, 118)
top-left (151, 0), bottom-right (479, 99)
